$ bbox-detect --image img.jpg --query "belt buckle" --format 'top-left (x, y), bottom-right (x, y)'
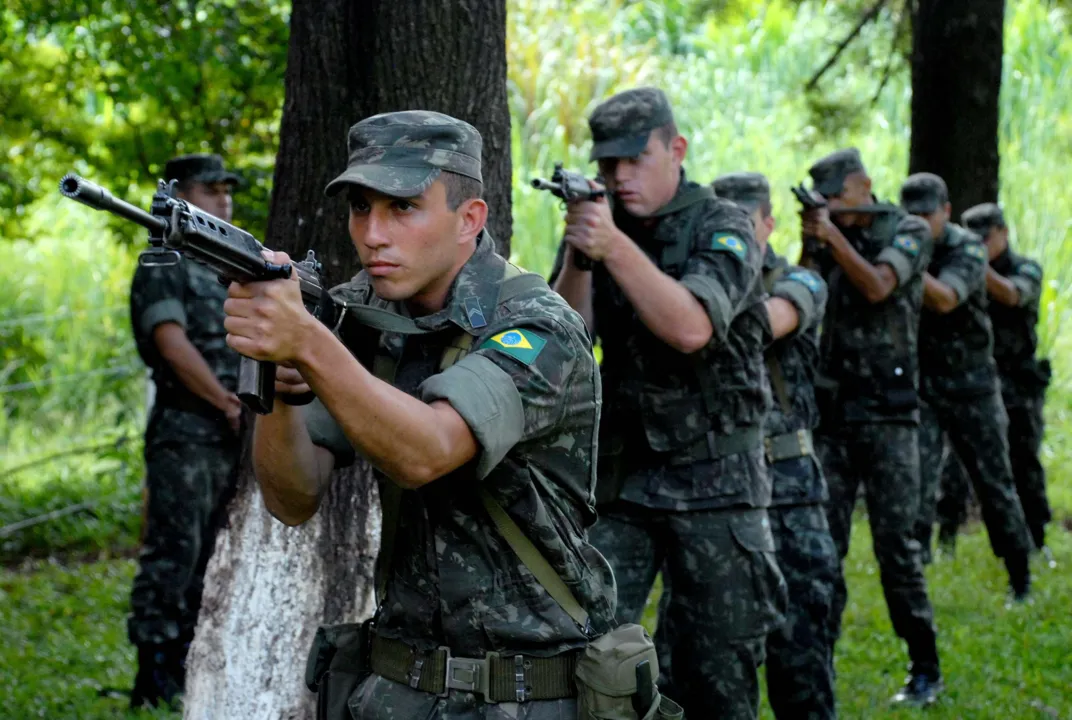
top-left (797, 429), bottom-right (809, 456)
top-left (442, 649), bottom-right (490, 699)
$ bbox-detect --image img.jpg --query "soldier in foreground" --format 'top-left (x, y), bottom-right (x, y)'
top-left (127, 154), bottom-right (243, 708)
top-left (900, 174), bottom-right (1034, 601)
top-left (224, 111), bottom-right (616, 719)
top-left (939, 202), bottom-right (1053, 563)
top-left (801, 149), bottom-right (943, 705)
top-left (714, 172), bottom-right (838, 720)
top-left (551, 88), bottom-right (784, 719)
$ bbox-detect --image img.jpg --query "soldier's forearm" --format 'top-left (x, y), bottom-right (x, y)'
top-left (153, 322), bottom-right (234, 409)
top-left (828, 234), bottom-right (897, 304)
top-left (985, 267), bottom-right (1020, 307)
top-left (922, 273), bottom-right (960, 314)
top-left (766, 297), bottom-right (800, 340)
top-left (252, 404), bottom-right (333, 526)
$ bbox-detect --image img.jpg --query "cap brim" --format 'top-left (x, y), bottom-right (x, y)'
top-left (902, 198), bottom-right (940, 214)
top-left (324, 165), bottom-right (440, 198)
top-left (190, 170), bottom-right (243, 187)
top-left (589, 133), bottom-right (650, 162)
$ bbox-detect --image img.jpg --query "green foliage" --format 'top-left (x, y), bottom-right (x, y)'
top-left (0, 0), bottom-right (289, 242)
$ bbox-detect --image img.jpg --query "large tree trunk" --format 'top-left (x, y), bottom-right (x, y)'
top-left (909, 0), bottom-right (1005, 217)
top-left (183, 2), bottom-right (509, 718)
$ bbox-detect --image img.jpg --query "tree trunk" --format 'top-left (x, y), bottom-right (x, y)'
top-left (183, 2), bottom-right (509, 718)
top-left (909, 0), bottom-right (1005, 217)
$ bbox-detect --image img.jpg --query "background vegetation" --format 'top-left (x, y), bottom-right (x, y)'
top-left (1, 0), bottom-right (1069, 717)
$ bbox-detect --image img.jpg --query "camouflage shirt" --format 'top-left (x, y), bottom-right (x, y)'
top-left (989, 248), bottom-right (1047, 396)
top-left (762, 246), bottom-right (828, 506)
top-left (585, 171), bottom-right (770, 511)
top-left (812, 205), bottom-right (933, 425)
top-left (306, 232), bottom-right (616, 658)
top-left (129, 258), bottom-right (240, 438)
top-left (918, 222), bottom-right (997, 398)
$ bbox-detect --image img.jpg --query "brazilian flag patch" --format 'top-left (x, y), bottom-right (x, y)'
top-left (893, 235), bottom-right (921, 257)
top-left (710, 232), bottom-right (748, 260)
top-left (787, 271), bottom-right (822, 294)
top-left (479, 329), bottom-right (547, 365)
top-left (965, 242), bottom-right (987, 261)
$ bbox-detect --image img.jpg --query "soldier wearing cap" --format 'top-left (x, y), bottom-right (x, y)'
top-left (800, 149), bottom-right (943, 705)
top-left (900, 174), bottom-right (1034, 601)
top-left (657, 172), bottom-right (837, 719)
top-left (937, 202), bottom-right (1052, 562)
top-left (127, 153), bottom-right (244, 708)
top-left (223, 110), bottom-right (616, 719)
top-left (550, 88), bottom-right (785, 719)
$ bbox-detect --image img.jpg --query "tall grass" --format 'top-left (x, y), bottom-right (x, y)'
top-left (1, 0), bottom-right (1070, 557)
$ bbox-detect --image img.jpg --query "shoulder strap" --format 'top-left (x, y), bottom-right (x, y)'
top-left (478, 489), bottom-right (590, 629)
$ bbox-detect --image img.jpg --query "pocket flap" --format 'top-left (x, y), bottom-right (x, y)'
top-left (574, 624), bottom-right (658, 697)
top-left (729, 512), bottom-right (776, 553)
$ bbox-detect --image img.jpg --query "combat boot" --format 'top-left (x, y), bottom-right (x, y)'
top-left (891, 671), bottom-right (943, 706)
top-left (130, 642), bottom-right (184, 709)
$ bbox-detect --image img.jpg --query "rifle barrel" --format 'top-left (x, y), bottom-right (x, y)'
top-left (60, 173), bottom-right (167, 234)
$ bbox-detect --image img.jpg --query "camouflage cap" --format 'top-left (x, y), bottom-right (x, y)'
top-left (164, 153), bottom-right (242, 187)
top-left (900, 172), bottom-right (949, 214)
top-left (712, 171), bottom-right (770, 213)
top-left (808, 148), bottom-right (865, 197)
top-left (587, 87), bottom-right (675, 162)
top-left (324, 110), bottom-right (482, 198)
top-left (961, 202), bottom-right (1006, 235)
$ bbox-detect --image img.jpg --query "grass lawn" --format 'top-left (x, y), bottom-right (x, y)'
top-left (2, 521), bottom-right (1069, 719)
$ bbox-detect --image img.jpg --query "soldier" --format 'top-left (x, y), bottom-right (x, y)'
top-left (224, 111), bottom-right (617, 719)
top-left (801, 149), bottom-right (943, 705)
top-left (714, 172), bottom-right (838, 719)
top-left (127, 154), bottom-right (243, 707)
top-left (550, 88), bottom-right (785, 719)
top-left (939, 202), bottom-right (1052, 563)
top-left (900, 174), bottom-right (1034, 600)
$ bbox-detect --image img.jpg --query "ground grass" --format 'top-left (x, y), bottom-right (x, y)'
top-left (2, 520), bottom-right (1068, 719)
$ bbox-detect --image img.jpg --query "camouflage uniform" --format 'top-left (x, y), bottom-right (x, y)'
top-left (309, 112), bottom-right (616, 720)
top-left (554, 91), bottom-right (785, 720)
top-left (128, 154), bottom-right (243, 652)
top-left (805, 150), bottom-right (942, 683)
top-left (939, 204), bottom-right (1052, 550)
top-left (900, 176), bottom-right (1033, 589)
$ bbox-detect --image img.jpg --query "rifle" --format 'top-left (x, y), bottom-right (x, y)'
top-left (60, 173), bottom-right (336, 415)
top-left (531, 163), bottom-right (606, 270)
top-left (791, 183), bottom-right (894, 258)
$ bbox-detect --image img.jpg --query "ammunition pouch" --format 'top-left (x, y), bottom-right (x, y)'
top-left (305, 620), bottom-right (373, 720)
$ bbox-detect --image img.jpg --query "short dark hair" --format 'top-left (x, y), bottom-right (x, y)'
top-left (653, 122), bottom-right (678, 148)
top-left (758, 200), bottom-right (773, 219)
top-left (441, 171), bottom-right (483, 211)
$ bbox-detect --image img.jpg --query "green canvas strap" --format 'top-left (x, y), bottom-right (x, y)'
top-left (478, 489), bottom-right (590, 630)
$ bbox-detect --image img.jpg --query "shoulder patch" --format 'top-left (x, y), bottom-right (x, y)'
top-left (786, 271), bottom-right (822, 295)
top-left (893, 234), bottom-right (921, 257)
top-left (1019, 262), bottom-right (1042, 280)
top-left (709, 232), bottom-right (748, 260)
top-left (479, 329), bottom-right (547, 366)
top-left (964, 242), bottom-right (987, 262)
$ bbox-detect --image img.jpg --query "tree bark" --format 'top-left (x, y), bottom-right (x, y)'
top-left (909, 0), bottom-right (1005, 217)
top-left (183, 2), bottom-right (509, 718)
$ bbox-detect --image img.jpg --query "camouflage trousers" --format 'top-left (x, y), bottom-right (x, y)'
top-left (591, 502), bottom-right (786, 720)
top-left (938, 391), bottom-right (1051, 549)
top-left (916, 390), bottom-right (1033, 563)
top-left (656, 501), bottom-right (838, 720)
top-left (348, 673), bottom-right (575, 719)
top-left (815, 423), bottom-right (940, 678)
top-left (128, 408), bottom-right (240, 645)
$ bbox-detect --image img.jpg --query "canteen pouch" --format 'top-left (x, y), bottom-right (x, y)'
top-left (305, 620), bottom-right (372, 720)
top-left (575, 623), bottom-right (684, 720)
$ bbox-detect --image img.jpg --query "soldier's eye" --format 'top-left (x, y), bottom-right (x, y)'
top-left (393, 199), bottom-right (414, 212)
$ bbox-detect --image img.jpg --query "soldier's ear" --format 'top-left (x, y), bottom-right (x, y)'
top-left (670, 135), bottom-right (687, 165)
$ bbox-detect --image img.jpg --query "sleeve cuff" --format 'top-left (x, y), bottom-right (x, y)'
top-left (679, 273), bottom-right (733, 343)
top-left (419, 354), bottom-right (525, 480)
top-left (773, 282), bottom-right (817, 331)
top-left (937, 270), bottom-right (969, 303)
top-left (303, 398), bottom-right (356, 468)
top-left (875, 247), bottom-right (913, 287)
top-left (1011, 276), bottom-right (1037, 307)
top-left (139, 299), bottom-right (187, 337)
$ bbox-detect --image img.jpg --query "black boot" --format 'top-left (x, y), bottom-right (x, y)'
top-left (130, 642), bottom-right (184, 709)
top-left (891, 670), bottom-right (944, 706)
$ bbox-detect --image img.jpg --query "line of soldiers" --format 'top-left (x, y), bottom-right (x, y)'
top-left (120, 90), bottom-right (1050, 719)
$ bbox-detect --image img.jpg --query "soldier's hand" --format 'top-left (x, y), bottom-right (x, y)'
top-left (223, 250), bottom-right (316, 364)
top-left (275, 364), bottom-right (312, 396)
top-left (222, 392), bottom-right (243, 434)
top-left (801, 207), bottom-right (838, 244)
top-left (563, 182), bottom-right (622, 262)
